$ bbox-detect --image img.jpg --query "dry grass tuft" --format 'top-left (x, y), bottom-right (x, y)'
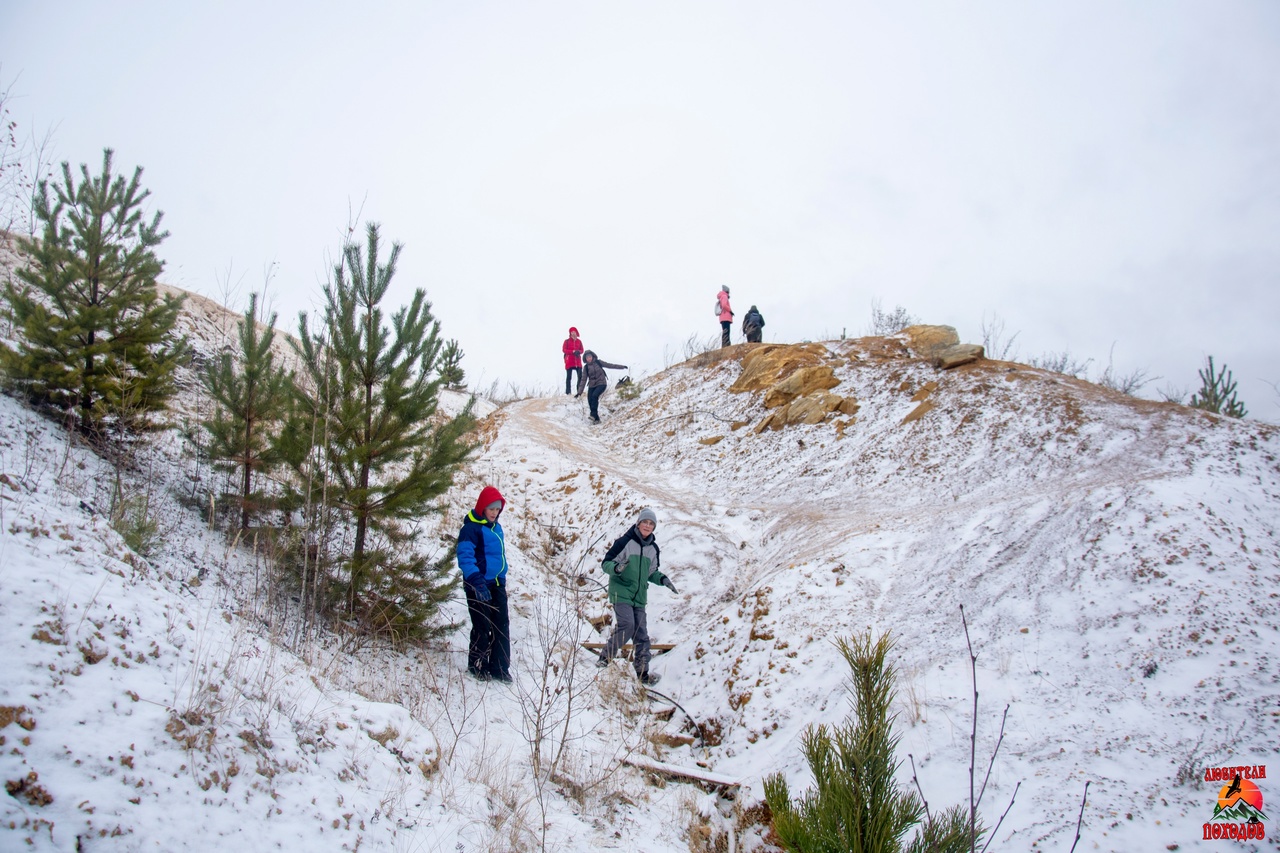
top-left (0, 705), bottom-right (36, 731)
top-left (367, 724), bottom-right (399, 747)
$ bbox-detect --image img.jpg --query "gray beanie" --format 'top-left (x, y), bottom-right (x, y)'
top-left (721, 285), bottom-right (730, 293)
top-left (637, 508), bottom-right (658, 527)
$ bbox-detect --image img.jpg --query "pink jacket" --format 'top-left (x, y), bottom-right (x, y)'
top-left (716, 290), bottom-right (733, 322)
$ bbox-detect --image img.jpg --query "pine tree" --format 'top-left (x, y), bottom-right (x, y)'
top-left (764, 632), bottom-right (977, 853)
top-left (0, 149), bottom-right (187, 439)
top-left (439, 338), bottom-right (465, 389)
top-left (201, 292), bottom-right (293, 530)
top-left (1189, 355), bottom-right (1247, 418)
top-left (293, 222), bottom-right (475, 639)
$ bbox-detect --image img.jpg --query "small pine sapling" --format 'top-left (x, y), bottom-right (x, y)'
top-left (201, 292), bottom-right (293, 530)
top-left (763, 631), bottom-right (979, 853)
top-left (291, 222), bottom-right (476, 640)
top-left (1189, 355), bottom-right (1247, 418)
top-left (439, 338), bottom-right (465, 389)
top-left (0, 149), bottom-right (188, 441)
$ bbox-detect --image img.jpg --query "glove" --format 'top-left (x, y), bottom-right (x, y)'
top-left (466, 574), bottom-right (491, 603)
top-left (662, 577), bottom-right (678, 594)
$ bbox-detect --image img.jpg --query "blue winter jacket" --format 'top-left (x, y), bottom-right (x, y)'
top-left (457, 512), bottom-right (508, 586)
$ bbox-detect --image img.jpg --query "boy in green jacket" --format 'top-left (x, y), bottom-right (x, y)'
top-left (596, 508), bottom-right (678, 685)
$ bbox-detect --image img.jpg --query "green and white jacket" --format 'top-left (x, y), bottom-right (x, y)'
top-left (601, 526), bottom-right (668, 607)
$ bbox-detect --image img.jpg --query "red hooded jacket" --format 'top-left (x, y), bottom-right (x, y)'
top-left (563, 327), bottom-right (584, 369)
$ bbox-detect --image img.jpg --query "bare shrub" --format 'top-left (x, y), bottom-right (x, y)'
top-left (1171, 721), bottom-right (1244, 788)
top-left (979, 312), bottom-right (1020, 361)
top-left (866, 299), bottom-right (918, 336)
top-left (681, 332), bottom-right (720, 362)
top-left (1096, 343), bottom-right (1154, 397)
top-left (1174, 734), bottom-right (1208, 787)
top-left (0, 68), bottom-right (57, 235)
top-left (1029, 351), bottom-right (1092, 378)
top-left (515, 589), bottom-right (591, 779)
top-left (515, 585), bottom-right (603, 850)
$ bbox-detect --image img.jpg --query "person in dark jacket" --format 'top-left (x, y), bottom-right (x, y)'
top-left (596, 508), bottom-right (678, 685)
top-left (576, 350), bottom-right (627, 423)
top-left (456, 485), bottom-right (511, 682)
top-left (562, 327), bottom-right (584, 395)
top-left (742, 305), bottom-right (765, 343)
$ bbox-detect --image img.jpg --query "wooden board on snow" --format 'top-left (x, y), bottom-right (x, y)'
top-left (581, 642), bottom-right (675, 653)
top-left (624, 754), bottom-right (739, 790)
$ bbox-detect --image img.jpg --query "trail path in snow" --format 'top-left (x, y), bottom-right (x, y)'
top-left (498, 394), bottom-right (752, 539)
top-left (497, 393), bottom-right (1186, 588)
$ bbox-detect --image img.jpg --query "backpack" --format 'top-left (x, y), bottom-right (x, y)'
top-left (714, 300), bottom-right (722, 316)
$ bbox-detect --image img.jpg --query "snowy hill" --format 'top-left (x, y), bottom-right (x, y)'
top-left (1, 271), bottom-right (1278, 851)
top-left (489, 337), bottom-right (1280, 851)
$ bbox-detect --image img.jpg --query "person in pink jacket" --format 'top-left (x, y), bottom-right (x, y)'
top-left (562, 327), bottom-right (584, 396)
top-left (715, 285), bottom-right (734, 347)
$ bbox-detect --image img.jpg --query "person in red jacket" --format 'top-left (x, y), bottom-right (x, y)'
top-left (563, 327), bottom-right (584, 396)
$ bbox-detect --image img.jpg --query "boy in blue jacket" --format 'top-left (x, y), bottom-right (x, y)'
top-left (457, 486), bottom-right (511, 682)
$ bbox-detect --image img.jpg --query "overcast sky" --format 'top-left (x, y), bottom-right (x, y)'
top-left (3, 1), bottom-right (1278, 421)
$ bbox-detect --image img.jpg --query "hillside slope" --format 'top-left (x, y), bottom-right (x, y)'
top-left (489, 337), bottom-right (1280, 850)
top-left (1, 263), bottom-right (1277, 851)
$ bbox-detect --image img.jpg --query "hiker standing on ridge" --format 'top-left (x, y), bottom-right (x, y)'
top-left (562, 326), bottom-right (584, 396)
top-left (715, 285), bottom-right (734, 347)
top-left (576, 350), bottom-right (627, 424)
top-left (596, 508), bottom-right (678, 685)
top-left (742, 305), bottom-right (765, 343)
top-left (456, 486), bottom-right (512, 683)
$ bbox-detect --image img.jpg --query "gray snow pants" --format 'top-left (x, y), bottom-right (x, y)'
top-left (602, 602), bottom-right (651, 675)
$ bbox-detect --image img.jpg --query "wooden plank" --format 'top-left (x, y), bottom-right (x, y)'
top-left (624, 754), bottom-right (739, 789)
top-left (581, 642), bottom-right (676, 652)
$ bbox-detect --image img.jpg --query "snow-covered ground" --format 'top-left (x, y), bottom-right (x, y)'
top-left (1, 272), bottom-right (1278, 851)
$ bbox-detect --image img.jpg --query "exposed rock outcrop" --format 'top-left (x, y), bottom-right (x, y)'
top-left (754, 390), bottom-right (860, 432)
top-left (725, 342), bottom-right (862, 433)
top-left (933, 343), bottom-right (984, 370)
top-left (761, 367), bottom-right (841, 409)
top-left (729, 344), bottom-right (830, 394)
top-left (899, 324), bottom-right (959, 358)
